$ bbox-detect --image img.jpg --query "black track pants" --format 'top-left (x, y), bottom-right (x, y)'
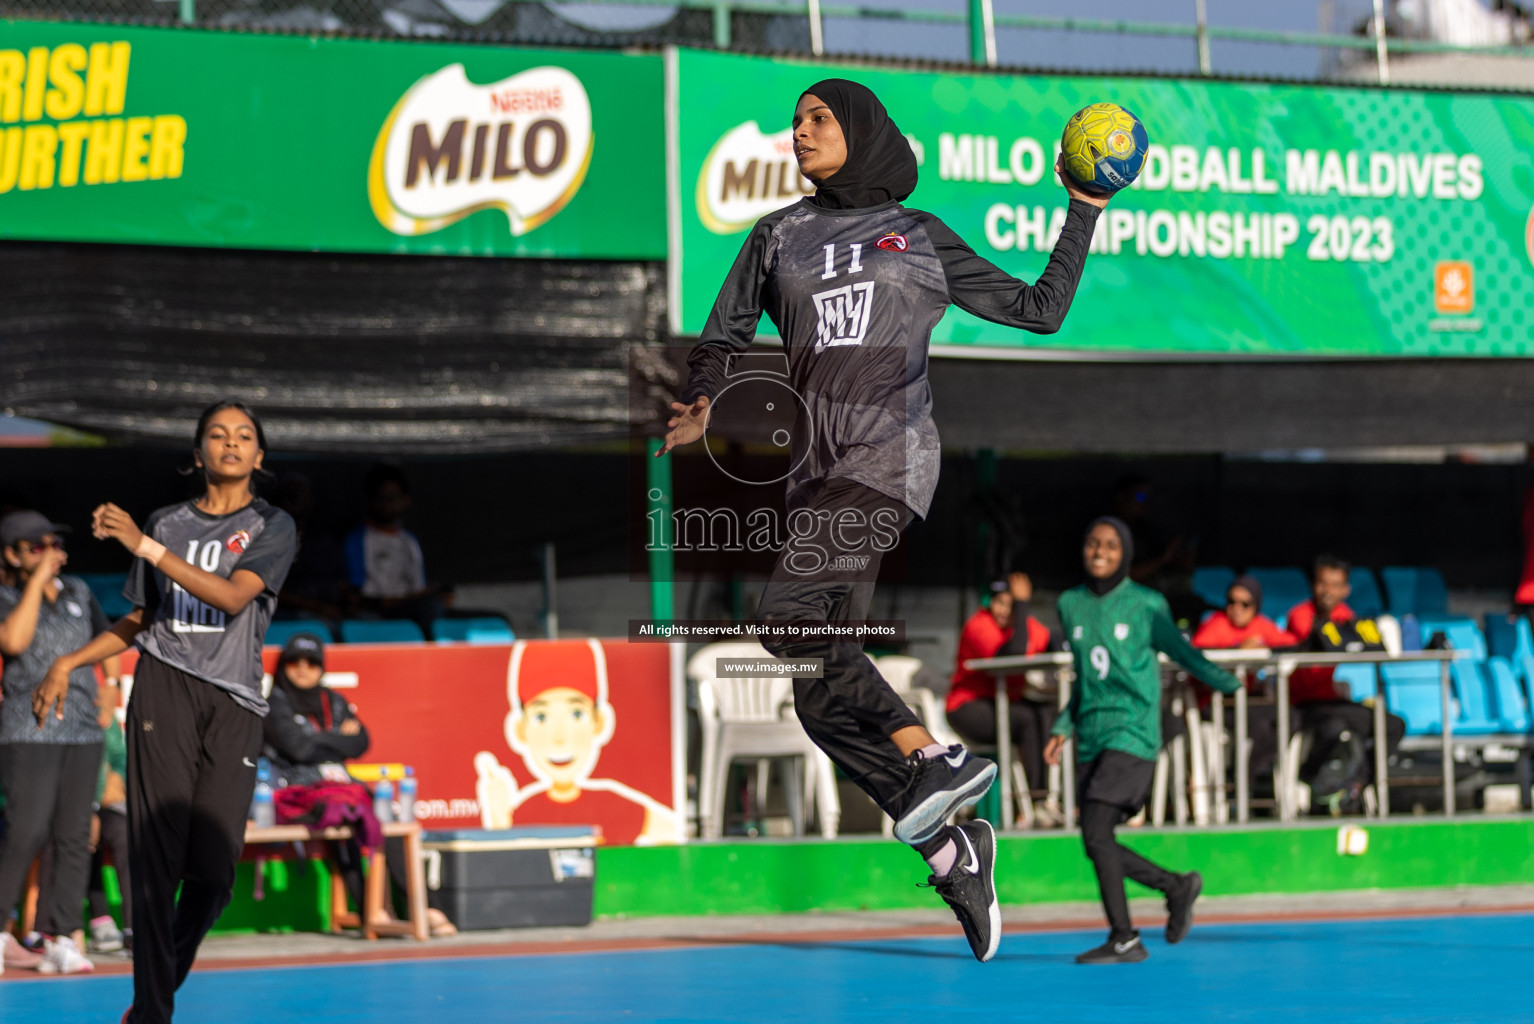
top-left (1077, 751), bottom-right (1179, 939)
top-left (755, 478), bottom-right (924, 819)
top-left (126, 655), bottom-right (262, 1024)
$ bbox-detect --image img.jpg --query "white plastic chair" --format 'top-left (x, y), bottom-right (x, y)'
top-left (879, 654), bottom-right (1039, 831)
top-left (688, 643), bottom-right (840, 840)
top-left (874, 654), bottom-right (962, 747)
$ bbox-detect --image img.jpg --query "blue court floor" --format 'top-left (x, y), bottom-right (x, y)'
top-left (7, 913), bottom-right (1531, 1023)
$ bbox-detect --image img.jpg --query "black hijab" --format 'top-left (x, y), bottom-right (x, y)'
top-left (1083, 516), bottom-right (1134, 596)
top-left (1229, 573), bottom-right (1263, 614)
top-left (800, 79), bottom-right (918, 210)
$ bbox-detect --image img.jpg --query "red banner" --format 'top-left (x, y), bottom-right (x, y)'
top-left (119, 639), bottom-right (684, 845)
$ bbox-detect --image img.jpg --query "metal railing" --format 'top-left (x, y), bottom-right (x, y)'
top-left (8, 0), bottom-right (1532, 83)
top-left (965, 646), bottom-right (1494, 832)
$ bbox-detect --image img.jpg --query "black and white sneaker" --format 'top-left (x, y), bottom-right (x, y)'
top-left (1075, 931), bottom-right (1149, 964)
top-left (892, 745), bottom-right (997, 845)
top-left (1164, 871), bottom-right (1202, 945)
top-left (926, 820), bottom-right (1000, 963)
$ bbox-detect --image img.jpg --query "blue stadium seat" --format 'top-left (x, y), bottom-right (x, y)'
top-left (1416, 616), bottom-right (1487, 660)
top-left (1382, 566), bottom-right (1449, 617)
top-left (1452, 659), bottom-right (1500, 736)
top-left (1515, 617), bottom-right (1534, 667)
top-left (432, 617), bottom-right (515, 644)
top-left (1347, 568), bottom-right (1384, 618)
top-left (1484, 614), bottom-right (1519, 660)
top-left (1246, 567), bottom-right (1311, 621)
top-left (75, 571), bottom-right (133, 619)
top-left (1380, 661), bottom-right (1444, 736)
top-left (1332, 663), bottom-right (1378, 702)
top-left (1191, 567), bottom-right (1235, 610)
top-left (339, 619), bottom-right (425, 644)
top-left (265, 620), bottom-right (335, 646)
top-left (1486, 656), bottom-right (1531, 733)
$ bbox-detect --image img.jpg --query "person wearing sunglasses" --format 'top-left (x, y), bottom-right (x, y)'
top-left (0, 511), bottom-right (123, 975)
top-left (1191, 574), bottom-right (1295, 788)
top-left (1191, 575), bottom-right (1295, 652)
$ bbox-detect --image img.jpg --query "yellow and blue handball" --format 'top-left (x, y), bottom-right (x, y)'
top-left (1061, 103), bottom-right (1149, 195)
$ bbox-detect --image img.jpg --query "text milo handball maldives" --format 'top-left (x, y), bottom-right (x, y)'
top-left (0, 42), bottom-right (186, 192)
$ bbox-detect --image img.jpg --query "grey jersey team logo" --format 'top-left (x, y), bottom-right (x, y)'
top-left (811, 281), bottom-right (876, 354)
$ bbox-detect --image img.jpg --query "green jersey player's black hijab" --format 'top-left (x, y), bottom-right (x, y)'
top-left (801, 79), bottom-right (918, 210)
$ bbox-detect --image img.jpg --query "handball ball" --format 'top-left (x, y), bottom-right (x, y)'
top-left (1061, 103), bottom-right (1148, 194)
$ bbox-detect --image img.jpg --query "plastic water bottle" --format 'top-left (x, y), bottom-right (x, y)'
top-left (373, 768), bottom-right (395, 824)
top-left (252, 764), bottom-right (276, 829)
top-left (398, 767), bottom-right (417, 824)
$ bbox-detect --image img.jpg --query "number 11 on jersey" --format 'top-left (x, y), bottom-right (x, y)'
top-left (821, 243), bottom-right (865, 280)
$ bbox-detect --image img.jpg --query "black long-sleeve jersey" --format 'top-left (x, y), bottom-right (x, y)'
top-left (683, 197), bottom-right (1102, 518)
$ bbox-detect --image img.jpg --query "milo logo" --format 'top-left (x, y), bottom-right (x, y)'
top-left (368, 64), bottom-right (593, 237)
top-left (696, 121), bottom-right (815, 235)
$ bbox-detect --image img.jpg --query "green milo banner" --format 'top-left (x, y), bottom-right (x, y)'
top-left (0, 21), bottom-right (665, 258)
top-left (669, 49), bottom-right (1534, 357)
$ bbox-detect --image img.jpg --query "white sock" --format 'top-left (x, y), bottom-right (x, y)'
top-left (925, 837), bottom-right (958, 878)
top-left (918, 742), bottom-right (949, 760)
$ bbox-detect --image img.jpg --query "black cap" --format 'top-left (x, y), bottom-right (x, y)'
top-left (0, 510), bottom-right (71, 549)
top-left (279, 632), bottom-right (326, 667)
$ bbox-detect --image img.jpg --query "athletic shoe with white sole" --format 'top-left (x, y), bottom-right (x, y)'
top-left (2, 931), bottom-right (45, 970)
top-left (1164, 870), bottom-right (1202, 945)
top-left (37, 935), bottom-right (94, 975)
top-left (892, 745), bottom-right (997, 845)
top-left (91, 915), bottom-right (125, 953)
top-left (926, 819), bottom-right (1001, 963)
top-left (1075, 931), bottom-right (1149, 964)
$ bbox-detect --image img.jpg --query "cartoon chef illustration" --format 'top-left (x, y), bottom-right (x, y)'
top-left (474, 638), bottom-right (678, 844)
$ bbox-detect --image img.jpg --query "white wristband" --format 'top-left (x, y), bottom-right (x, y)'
top-left (135, 536), bottom-right (167, 567)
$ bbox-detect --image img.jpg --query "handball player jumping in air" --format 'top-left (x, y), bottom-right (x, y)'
top-left (660, 79), bottom-right (1110, 961)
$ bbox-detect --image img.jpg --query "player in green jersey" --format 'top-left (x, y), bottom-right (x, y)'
top-left (1046, 516), bottom-right (1241, 964)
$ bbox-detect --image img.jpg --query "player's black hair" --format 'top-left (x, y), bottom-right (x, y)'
top-left (1313, 553), bottom-right (1351, 581)
top-left (363, 462), bottom-right (411, 499)
top-left (181, 401), bottom-right (273, 490)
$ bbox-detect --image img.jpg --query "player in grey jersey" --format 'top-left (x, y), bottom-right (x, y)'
top-left (35, 401), bottom-right (296, 1024)
top-left (660, 79), bottom-right (1112, 962)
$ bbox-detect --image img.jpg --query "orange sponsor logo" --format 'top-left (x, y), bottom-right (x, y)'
top-left (1434, 261), bottom-right (1474, 314)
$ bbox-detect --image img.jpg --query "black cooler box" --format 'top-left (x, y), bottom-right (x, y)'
top-left (421, 827), bottom-right (597, 930)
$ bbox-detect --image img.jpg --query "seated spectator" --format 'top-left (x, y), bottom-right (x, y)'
top-left (1192, 575), bottom-right (1295, 652)
top-left (344, 464), bottom-right (447, 631)
top-left (261, 634), bottom-right (455, 936)
top-left (272, 473), bottom-right (352, 624)
top-left (1286, 555), bottom-right (1405, 814)
top-left (262, 633), bottom-right (378, 921)
top-left (946, 572), bottom-right (1056, 808)
top-left (1191, 574), bottom-right (1294, 783)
